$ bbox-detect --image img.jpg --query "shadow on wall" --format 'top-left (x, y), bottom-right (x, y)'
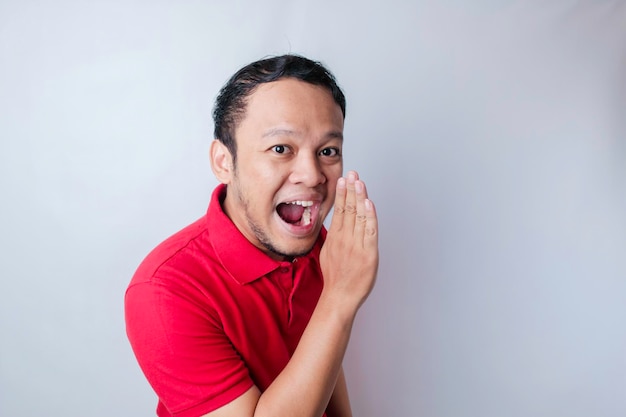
top-left (615, 55), bottom-right (626, 175)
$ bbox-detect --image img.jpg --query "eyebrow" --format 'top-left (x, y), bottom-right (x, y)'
top-left (262, 128), bottom-right (296, 138)
top-left (261, 128), bottom-right (344, 140)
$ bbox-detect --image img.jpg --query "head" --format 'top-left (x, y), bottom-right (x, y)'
top-left (213, 54), bottom-right (346, 164)
top-left (210, 55), bottom-right (346, 260)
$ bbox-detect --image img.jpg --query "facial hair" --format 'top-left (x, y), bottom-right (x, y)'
top-left (230, 170), bottom-right (315, 259)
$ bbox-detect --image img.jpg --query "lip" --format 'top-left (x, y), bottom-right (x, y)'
top-left (278, 192), bottom-right (324, 205)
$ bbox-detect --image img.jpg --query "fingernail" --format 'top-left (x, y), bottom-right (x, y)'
top-left (355, 181), bottom-right (364, 193)
top-left (337, 177), bottom-right (346, 187)
top-left (347, 171), bottom-right (356, 182)
top-left (365, 199), bottom-right (372, 210)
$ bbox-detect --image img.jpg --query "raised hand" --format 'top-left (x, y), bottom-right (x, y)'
top-left (320, 170), bottom-right (379, 312)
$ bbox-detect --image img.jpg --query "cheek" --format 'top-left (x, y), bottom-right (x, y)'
top-left (325, 165), bottom-right (343, 187)
top-left (323, 159), bottom-right (343, 176)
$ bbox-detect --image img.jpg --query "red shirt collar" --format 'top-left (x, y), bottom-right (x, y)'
top-left (205, 184), bottom-right (325, 285)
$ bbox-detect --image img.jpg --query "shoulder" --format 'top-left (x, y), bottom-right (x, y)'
top-left (129, 216), bottom-right (212, 286)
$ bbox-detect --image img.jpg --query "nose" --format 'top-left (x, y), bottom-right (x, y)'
top-left (289, 153), bottom-right (326, 187)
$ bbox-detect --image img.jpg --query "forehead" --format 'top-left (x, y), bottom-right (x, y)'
top-left (246, 78), bottom-right (339, 108)
top-left (236, 78), bottom-right (344, 139)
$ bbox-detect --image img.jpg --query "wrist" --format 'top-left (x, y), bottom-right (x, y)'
top-left (316, 289), bottom-right (360, 327)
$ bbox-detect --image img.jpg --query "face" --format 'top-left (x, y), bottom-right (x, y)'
top-left (211, 78), bottom-right (344, 260)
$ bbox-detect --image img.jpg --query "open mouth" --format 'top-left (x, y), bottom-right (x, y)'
top-left (276, 200), bottom-right (314, 227)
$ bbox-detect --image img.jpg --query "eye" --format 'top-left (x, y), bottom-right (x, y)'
top-left (319, 147), bottom-right (341, 157)
top-left (272, 145), bottom-right (287, 154)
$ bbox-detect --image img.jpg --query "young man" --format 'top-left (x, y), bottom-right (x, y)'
top-left (125, 54), bottom-right (379, 417)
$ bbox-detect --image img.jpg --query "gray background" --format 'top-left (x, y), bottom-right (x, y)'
top-left (1, 1), bottom-right (625, 416)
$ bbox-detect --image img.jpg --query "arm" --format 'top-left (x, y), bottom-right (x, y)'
top-left (205, 171), bottom-right (378, 417)
top-left (326, 367), bottom-right (353, 417)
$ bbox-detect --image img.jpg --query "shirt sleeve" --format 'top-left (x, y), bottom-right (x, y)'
top-left (125, 280), bottom-right (255, 417)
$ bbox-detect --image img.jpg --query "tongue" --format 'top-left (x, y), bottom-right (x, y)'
top-left (277, 203), bottom-right (305, 224)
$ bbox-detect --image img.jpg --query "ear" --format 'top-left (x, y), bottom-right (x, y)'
top-left (209, 140), bottom-right (235, 184)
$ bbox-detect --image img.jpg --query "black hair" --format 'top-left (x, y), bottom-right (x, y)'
top-left (212, 54), bottom-right (346, 162)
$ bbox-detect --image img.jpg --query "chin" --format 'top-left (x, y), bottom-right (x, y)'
top-left (265, 237), bottom-right (318, 259)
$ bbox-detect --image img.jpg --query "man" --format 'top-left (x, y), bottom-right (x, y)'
top-left (125, 54), bottom-right (379, 417)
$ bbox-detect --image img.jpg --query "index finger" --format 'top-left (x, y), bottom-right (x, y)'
top-left (327, 176), bottom-right (346, 232)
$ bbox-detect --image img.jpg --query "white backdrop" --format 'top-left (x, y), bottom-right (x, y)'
top-left (1, 1), bottom-right (625, 416)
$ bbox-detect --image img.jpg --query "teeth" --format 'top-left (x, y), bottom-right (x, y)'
top-left (283, 200), bottom-right (313, 226)
top-left (287, 200), bottom-right (313, 207)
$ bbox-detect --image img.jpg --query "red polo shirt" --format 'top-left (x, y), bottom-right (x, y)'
top-left (125, 184), bottom-right (326, 416)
